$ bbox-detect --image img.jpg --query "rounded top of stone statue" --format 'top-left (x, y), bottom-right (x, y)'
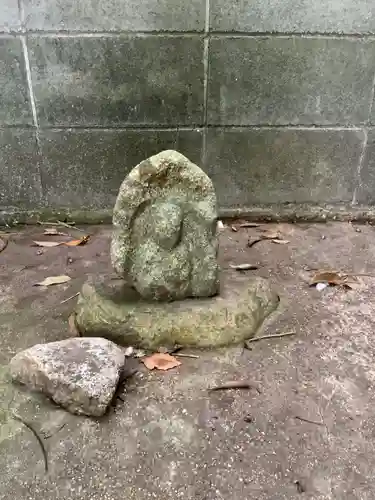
top-left (115, 150), bottom-right (215, 207)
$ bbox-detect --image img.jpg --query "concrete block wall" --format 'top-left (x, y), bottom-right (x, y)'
top-left (1, 0), bottom-right (375, 221)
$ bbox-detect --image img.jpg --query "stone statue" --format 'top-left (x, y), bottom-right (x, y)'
top-left (110, 150), bottom-right (219, 301)
top-left (74, 150), bottom-right (278, 348)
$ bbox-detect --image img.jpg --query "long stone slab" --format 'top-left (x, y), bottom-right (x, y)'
top-left (28, 36), bottom-right (204, 127)
top-left (0, 0), bottom-right (20, 32)
top-left (356, 129), bottom-right (375, 205)
top-left (204, 128), bottom-right (364, 207)
top-left (210, 0), bottom-right (375, 34)
top-left (0, 38), bottom-right (33, 125)
top-left (207, 37), bottom-right (375, 126)
top-left (23, 0), bottom-right (205, 32)
top-left (38, 128), bottom-right (203, 209)
top-left (0, 128), bottom-right (43, 209)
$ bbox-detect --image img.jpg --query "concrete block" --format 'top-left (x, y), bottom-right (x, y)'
top-left (0, 38), bottom-right (33, 125)
top-left (207, 37), bottom-right (375, 126)
top-left (0, 0), bottom-right (20, 32)
top-left (356, 129), bottom-right (375, 204)
top-left (0, 129), bottom-right (43, 209)
top-left (204, 128), bottom-right (364, 207)
top-left (369, 100), bottom-right (375, 125)
top-left (23, 0), bottom-right (205, 32)
top-left (210, 0), bottom-right (375, 34)
top-left (39, 128), bottom-right (203, 209)
top-left (28, 36), bottom-right (204, 127)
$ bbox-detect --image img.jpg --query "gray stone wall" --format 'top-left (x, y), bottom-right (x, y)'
top-left (1, 0), bottom-right (375, 221)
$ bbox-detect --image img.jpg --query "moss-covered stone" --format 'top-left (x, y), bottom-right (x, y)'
top-left (111, 150), bottom-right (219, 301)
top-left (75, 277), bottom-right (279, 348)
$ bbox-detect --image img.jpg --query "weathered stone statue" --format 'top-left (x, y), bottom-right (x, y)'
top-left (75, 150), bottom-right (278, 348)
top-left (110, 150), bottom-right (219, 301)
top-left (7, 150), bottom-right (279, 418)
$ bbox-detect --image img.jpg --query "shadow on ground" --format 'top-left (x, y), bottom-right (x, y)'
top-left (1, 222), bottom-right (375, 499)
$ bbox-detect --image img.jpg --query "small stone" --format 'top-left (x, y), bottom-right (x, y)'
top-left (111, 150), bottom-right (219, 301)
top-left (9, 338), bottom-right (125, 417)
top-left (124, 346), bottom-right (134, 357)
top-left (316, 282), bottom-right (328, 291)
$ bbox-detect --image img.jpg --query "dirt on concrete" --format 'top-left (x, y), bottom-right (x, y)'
top-left (1, 221), bottom-right (375, 499)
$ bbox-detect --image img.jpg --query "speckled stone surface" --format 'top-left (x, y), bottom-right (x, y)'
top-left (9, 337), bottom-right (125, 416)
top-left (111, 150), bottom-right (219, 301)
top-left (75, 276), bottom-right (279, 348)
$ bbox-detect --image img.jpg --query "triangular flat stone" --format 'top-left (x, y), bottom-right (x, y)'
top-left (9, 337), bottom-right (125, 417)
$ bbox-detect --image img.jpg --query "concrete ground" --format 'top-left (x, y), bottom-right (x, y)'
top-left (1, 222), bottom-right (375, 499)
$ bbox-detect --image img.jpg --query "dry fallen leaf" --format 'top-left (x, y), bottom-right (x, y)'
top-left (35, 275), bottom-right (71, 287)
top-left (230, 263), bottom-right (259, 271)
top-left (310, 270), bottom-right (342, 285)
top-left (230, 225), bottom-right (238, 232)
top-left (141, 352), bottom-right (182, 371)
top-left (33, 240), bottom-right (62, 247)
top-left (43, 228), bottom-right (67, 236)
top-left (310, 270), bottom-right (352, 289)
top-left (64, 235), bottom-right (90, 246)
top-left (272, 239), bottom-right (290, 245)
top-left (248, 236), bottom-right (274, 247)
top-left (248, 229), bottom-right (282, 248)
top-left (34, 235), bottom-right (90, 247)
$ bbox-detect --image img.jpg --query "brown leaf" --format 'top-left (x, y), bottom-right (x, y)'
top-left (0, 237), bottom-right (8, 253)
top-left (247, 237), bottom-right (263, 248)
top-left (248, 230), bottom-right (281, 248)
top-left (239, 222), bottom-right (261, 228)
top-left (309, 270), bottom-right (352, 289)
top-left (43, 228), bottom-right (67, 236)
top-left (33, 240), bottom-right (63, 247)
top-left (272, 239), bottom-right (289, 245)
top-left (141, 353), bottom-right (182, 371)
top-left (64, 235), bottom-right (90, 246)
top-left (229, 263), bottom-right (259, 271)
top-left (35, 275), bottom-right (71, 286)
top-left (310, 271), bottom-right (342, 285)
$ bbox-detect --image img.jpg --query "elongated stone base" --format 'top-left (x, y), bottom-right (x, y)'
top-left (74, 277), bottom-right (279, 349)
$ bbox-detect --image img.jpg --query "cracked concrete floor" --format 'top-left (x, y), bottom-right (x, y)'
top-left (1, 222), bottom-right (375, 499)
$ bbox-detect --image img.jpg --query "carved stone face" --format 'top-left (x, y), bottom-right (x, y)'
top-left (111, 150), bottom-right (219, 302)
top-left (133, 201), bottom-right (183, 251)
